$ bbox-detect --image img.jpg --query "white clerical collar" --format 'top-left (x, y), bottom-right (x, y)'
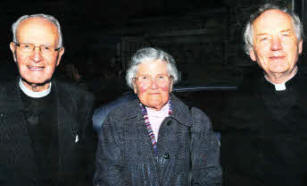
top-left (19, 78), bottom-right (52, 98)
top-left (272, 83), bottom-right (286, 91)
top-left (264, 76), bottom-right (287, 91)
top-left (264, 67), bottom-right (297, 91)
top-left (264, 74), bottom-right (296, 91)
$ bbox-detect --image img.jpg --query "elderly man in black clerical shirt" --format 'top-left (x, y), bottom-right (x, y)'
top-left (0, 14), bottom-right (96, 186)
top-left (221, 3), bottom-right (307, 186)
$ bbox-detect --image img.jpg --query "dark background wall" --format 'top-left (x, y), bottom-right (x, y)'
top-left (0, 0), bottom-right (305, 105)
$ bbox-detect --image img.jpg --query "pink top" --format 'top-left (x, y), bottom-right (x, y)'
top-left (146, 103), bottom-right (170, 141)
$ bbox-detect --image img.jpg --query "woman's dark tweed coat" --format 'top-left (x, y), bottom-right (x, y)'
top-left (94, 94), bottom-right (222, 186)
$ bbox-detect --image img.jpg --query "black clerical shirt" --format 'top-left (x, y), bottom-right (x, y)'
top-left (20, 88), bottom-right (59, 186)
top-left (221, 69), bottom-right (307, 186)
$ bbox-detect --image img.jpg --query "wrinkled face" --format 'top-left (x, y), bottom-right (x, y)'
top-left (249, 9), bottom-right (302, 78)
top-left (10, 17), bottom-right (64, 91)
top-left (133, 60), bottom-right (173, 111)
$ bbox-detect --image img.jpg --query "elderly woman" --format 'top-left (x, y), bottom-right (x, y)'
top-left (94, 47), bottom-right (222, 186)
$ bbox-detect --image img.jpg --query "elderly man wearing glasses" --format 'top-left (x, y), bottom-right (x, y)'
top-left (0, 14), bottom-right (95, 186)
top-left (94, 47), bottom-right (222, 186)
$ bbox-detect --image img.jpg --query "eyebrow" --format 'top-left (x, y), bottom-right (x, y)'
top-left (255, 33), bottom-right (268, 37)
top-left (280, 29), bottom-right (291, 33)
top-left (255, 29), bottom-right (292, 36)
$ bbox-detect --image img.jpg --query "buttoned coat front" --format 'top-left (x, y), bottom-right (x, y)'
top-left (94, 95), bottom-right (222, 186)
top-left (0, 79), bottom-right (96, 186)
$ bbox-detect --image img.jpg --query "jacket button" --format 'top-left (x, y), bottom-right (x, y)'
top-left (166, 121), bottom-right (172, 126)
top-left (163, 152), bottom-right (170, 159)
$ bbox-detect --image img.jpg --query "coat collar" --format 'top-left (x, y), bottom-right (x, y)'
top-left (124, 94), bottom-right (193, 127)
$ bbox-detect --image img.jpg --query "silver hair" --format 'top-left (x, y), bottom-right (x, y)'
top-left (11, 14), bottom-right (63, 48)
top-left (126, 47), bottom-right (180, 89)
top-left (243, 3), bottom-right (303, 55)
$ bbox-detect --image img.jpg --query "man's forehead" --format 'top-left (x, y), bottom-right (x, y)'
top-left (256, 9), bottom-right (291, 21)
top-left (18, 17), bottom-right (56, 31)
top-left (252, 9), bottom-right (294, 34)
top-left (16, 17), bottom-right (59, 43)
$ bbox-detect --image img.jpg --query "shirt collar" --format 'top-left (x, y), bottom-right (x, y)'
top-left (125, 94), bottom-right (193, 127)
top-left (264, 68), bottom-right (297, 91)
top-left (19, 78), bottom-right (52, 98)
top-left (146, 102), bottom-right (170, 118)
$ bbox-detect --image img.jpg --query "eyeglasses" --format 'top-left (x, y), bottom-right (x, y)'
top-left (133, 74), bottom-right (172, 88)
top-left (15, 42), bottom-right (61, 54)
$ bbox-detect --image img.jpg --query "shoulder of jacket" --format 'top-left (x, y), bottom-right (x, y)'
top-left (55, 80), bottom-right (94, 101)
top-left (105, 99), bottom-right (140, 124)
top-left (190, 107), bottom-right (211, 130)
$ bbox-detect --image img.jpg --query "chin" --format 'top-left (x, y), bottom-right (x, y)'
top-left (148, 102), bottom-right (161, 107)
top-left (146, 100), bottom-right (160, 106)
top-left (22, 77), bottom-right (51, 86)
top-left (269, 68), bottom-right (289, 73)
top-left (150, 101), bottom-right (168, 108)
top-left (149, 105), bottom-right (163, 111)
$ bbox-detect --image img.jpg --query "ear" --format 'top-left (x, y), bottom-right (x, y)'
top-left (132, 80), bottom-right (138, 94)
top-left (9, 42), bottom-right (17, 62)
top-left (298, 40), bottom-right (303, 54)
top-left (169, 78), bottom-right (174, 92)
top-left (249, 49), bottom-right (257, 62)
top-left (56, 47), bottom-right (65, 66)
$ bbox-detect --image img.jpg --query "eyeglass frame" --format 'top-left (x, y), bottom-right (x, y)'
top-left (14, 42), bottom-right (61, 54)
top-left (133, 74), bottom-right (173, 88)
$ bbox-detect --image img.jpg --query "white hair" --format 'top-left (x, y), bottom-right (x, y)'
top-left (243, 3), bottom-right (303, 55)
top-left (126, 47), bottom-right (180, 89)
top-left (11, 13), bottom-right (63, 48)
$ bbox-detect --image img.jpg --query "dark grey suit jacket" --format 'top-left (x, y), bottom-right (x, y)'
top-left (0, 79), bottom-right (96, 186)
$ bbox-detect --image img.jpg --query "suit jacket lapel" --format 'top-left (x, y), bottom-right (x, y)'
top-left (1, 80), bottom-right (37, 171)
top-left (53, 81), bottom-right (79, 170)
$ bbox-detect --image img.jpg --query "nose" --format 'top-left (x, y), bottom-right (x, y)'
top-left (150, 79), bottom-right (159, 89)
top-left (31, 47), bottom-right (43, 62)
top-left (271, 36), bottom-right (282, 51)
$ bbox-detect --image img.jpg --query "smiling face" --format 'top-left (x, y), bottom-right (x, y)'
top-left (249, 9), bottom-right (302, 82)
top-left (133, 60), bottom-right (173, 111)
top-left (10, 17), bottom-right (64, 91)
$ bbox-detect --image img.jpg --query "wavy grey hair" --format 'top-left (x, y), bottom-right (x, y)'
top-left (243, 3), bottom-right (303, 55)
top-left (126, 47), bottom-right (180, 89)
top-left (11, 14), bottom-right (63, 48)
